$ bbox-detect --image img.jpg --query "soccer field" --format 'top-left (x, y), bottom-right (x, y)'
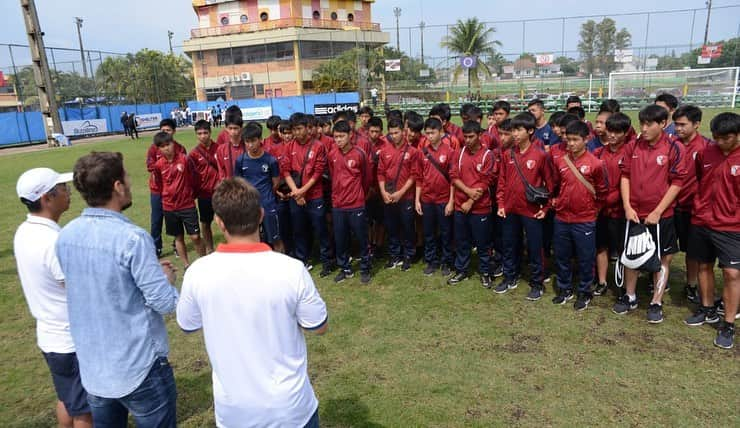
top-left (1, 111), bottom-right (738, 427)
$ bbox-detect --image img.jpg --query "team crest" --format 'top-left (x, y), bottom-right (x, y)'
top-left (579, 165), bottom-right (590, 174)
top-left (476, 163), bottom-right (483, 172)
top-left (261, 164), bottom-right (269, 173)
top-left (404, 152), bottom-right (410, 160)
top-left (731, 165), bottom-right (740, 176)
top-left (439, 155), bottom-right (447, 163)
top-left (526, 160), bottom-right (536, 170)
top-left (348, 159), bottom-right (355, 168)
top-left (692, 151), bottom-right (699, 160)
top-left (176, 164), bottom-right (184, 172)
top-left (308, 150), bottom-right (314, 159)
top-left (656, 155), bottom-right (666, 166)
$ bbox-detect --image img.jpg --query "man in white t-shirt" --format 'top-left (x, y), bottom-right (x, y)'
top-left (14, 168), bottom-right (93, 428)
top-left (177, 177), bottom-right (328, 428)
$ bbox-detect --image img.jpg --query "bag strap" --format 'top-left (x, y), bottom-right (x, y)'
top-left (196, 144), bottom-right (218, 171)
top-left (422, 146), bottom-right (450, 182)
top-left (510, 148), bottom-right (536, 192)
top-left (297, 140), bottom-right (316, 180)
top-left (391, 144), bottom-right (409, 185)
top-left (563, 155), bottom-right (596, 196)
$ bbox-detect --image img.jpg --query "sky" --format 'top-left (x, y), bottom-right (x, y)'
top-left (1, 0), bottom-right (739, 70)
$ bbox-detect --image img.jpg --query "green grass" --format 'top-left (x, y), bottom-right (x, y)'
top-left (1, 115), bottom-right (739, 427)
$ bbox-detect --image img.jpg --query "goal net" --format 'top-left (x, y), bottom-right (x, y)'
top-left (608, 67), bottom-right (739, 109)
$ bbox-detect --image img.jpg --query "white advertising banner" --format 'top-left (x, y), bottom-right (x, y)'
top-left (62, 119), bottom-right (108, 136)
top-left (135, 113), bottom-right (163, 129)
top-left (241, 106), bottom-right (273, 121)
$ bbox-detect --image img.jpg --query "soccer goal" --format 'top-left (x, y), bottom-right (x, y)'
top-left (608, 67), bottom-right (739, 109)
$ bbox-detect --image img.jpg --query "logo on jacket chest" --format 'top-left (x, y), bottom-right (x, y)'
top-left (731, 165), bottom-right (740, 176)
top-left (579, 165), bottom-right (590, 174)
top-left (176, 163), bottom-right (184, 172)
top-left (656, 155), bottom-right (667, 166)
top-left (261, 164), bottom-right (269, 173)
top-left (347, 159), bottom-right (356, 168)
top-left (526, 160), bottom-right (536, 170)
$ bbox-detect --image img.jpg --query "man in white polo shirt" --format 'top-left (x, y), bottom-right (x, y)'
top-left (177, 177), bottom-right (328, 428)
top-left (14, 168), bottom-right (93, 428)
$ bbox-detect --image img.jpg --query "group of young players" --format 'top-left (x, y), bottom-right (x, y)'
top-left (145, 94), bottom-right (740, 350)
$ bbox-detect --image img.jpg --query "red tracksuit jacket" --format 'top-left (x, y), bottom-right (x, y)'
top-left (451, 145), bottom-right (495, 214)
top-left (215, 142), bottom-right (246, 180)
top-left (676, 133), bottom-right (710, 212)
top-left (594, 142), bottom-right (630, 219)
top-left (418, 142), bottom-right (454, 205)
top-left (187, 141), bottom-right (219, 199)
top-left (550, 151), bottom-right (609, 223)
top-left (692, 142), bottom-right (740, 232)
top-left (146, 141), bottom-right (186, 194)
top-left (279, 139), bottom-right (327, 201)
top-left (497, 143), bottom-right (552, 218)
top-left (377, 142), bottom-right (421, 201)
top-left (328, 146), bottom-right (371, 210)
top-left (153, 152), bottom-right (197, 211)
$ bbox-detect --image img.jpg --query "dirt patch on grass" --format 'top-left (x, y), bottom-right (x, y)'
top-left (498, 333), bottom-right (542, 353)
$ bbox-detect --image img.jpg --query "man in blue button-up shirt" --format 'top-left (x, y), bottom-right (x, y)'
top-left (56, 152), bottom-right (180, 427)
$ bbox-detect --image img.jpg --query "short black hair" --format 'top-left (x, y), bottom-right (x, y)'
top-left (424, 117), bottom-right (443, 131)
top-left (673, 105), bottom-right (702, 123)
top-left (599, 99), bottom-right (621, 114)
top-left (499, 118), bottom-right (513, 131)
top-left (527, 98), bottom-right (544, 109)
top-left (462, 121), bottom-right (482, 134)
top-left (655, 93), bottom-right (679, 110)
top-left (242, 122), bottom-right (262, 141)
top-left (367, 117), bottom-right (383, 130)
top-left (159, 118), bottom-right (176, 130)
top-left (317, 116), bottom-right (331, 127)
top-left (194, 119), bottom-right (211, 131)
top-left (565, 121), bottom-right (590, 138)
top-left (266, 115), bottom-right (282, 130)
top-left (290, 112), bottom-right (309, 128)
top-left (490, 100), bottom-right (511, 114)
top-left (388, 118), bottom-right (404, 129)
top-left (438, 103), bottom-right (453, 121)
top-left (511, 112), bottom-right (536, 131)
top-left (358, 106), bottom-right (374, 116)
top-left (73, 152), bottom-right (126, 208)
top-left (333, 120), bottom-right (352, 134)
top-left (710, 112), bottom-right (740, 137)
top-left (557, 113), bottom-right (581, 129)
top-left (460, 103), bottom-right (476, 117)
top-left (153, 131), bottom-right (173, 147)
top-left (639, 104), bottom-right (669, 124)
top-left (305, 114), bottom-right (317, 127)
top-left (566, 95), bottom-right (582, 106)
top-left (224, 107), bottom-right (244, 127)
top-left (278, 120), bottom-right (292, 133)
top-left (406, 111), bottom-right (424, 132)
top-left (387, 109), bottom-right (403, 122)
top-left (605, 112), bottom-right (632, 133)
top-left (548, 111), bottom-right (566, 127)
top-left (567, 106), bottom-right (586, 120)
top-left (466, 105), bottom-right (483, 121)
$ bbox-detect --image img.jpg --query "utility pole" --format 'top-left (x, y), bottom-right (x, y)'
top-left (20, 0), bottom-right (63, 146)
top-left (74, 17), bottom-right (87, 78)
top-left (167, 30), bottom-right (174, 55)
top-left (703, 0), bottom-right (712, 45)
top-left (419, 21), bottom-right (425, 65)
top-left (393, 7), bottom-right (401, 52)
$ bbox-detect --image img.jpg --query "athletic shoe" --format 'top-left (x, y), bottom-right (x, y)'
top-left (612, 295), bottom-right (638, 315)
top-left (713, 299), bottom-right (740, 319)
top-left (684, 306), bottom-right (720, 326)
top-left (490, 261), bottom-right (504, 278)
top-left (593, 282), bottom-right (608, 296)
top-left (574, 293), bottom-right (592, 311)
top-left (423, 264), bottom-right (437, 276)
top-left (304, 262), bottom-right (314, 272)
top-left (384, 258), bottom-right (402, 269)
top-left (647, 303), bottom-right (664, 324)
top-left (447, 272), bottom-right (468, 285)
top-left (334, 270), bottom-right (354, 283)
top-left (494, 278), bottom-right (518, 294)
top-left (713, 322), bottom-right (735, 349)
top-left (526, 285), bottom-right (544, 301)
top-left (360, 271), bottom-right (372, 284)
top-left (685, 285), bottom-right (700, 304)
top-left (400, 259), bottom-right (412, 272)
top-left (552, 289), bottom-right (574, 305)
top-left (440, 264), bottom-right (452, 277)
top-left (543, 270), bottom-right (552, 283)
top-left (481, 274), bottom-right (493, 289)
top-left (319, 265), bottom-right (334, 278)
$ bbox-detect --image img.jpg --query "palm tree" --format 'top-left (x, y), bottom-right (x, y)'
top-left (441, 18), bottom-right (502, 88)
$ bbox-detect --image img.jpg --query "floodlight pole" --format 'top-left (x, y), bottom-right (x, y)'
top-left (168, 30), bottom-right (174, 55)
top-left (75, 17), bottom-right (88, 78)
top-left (20, 0), bottom-right (63, 146)
top-left (419, 21), bottom-right (425, 65)
top-left (703, 0), bottom-right (712, 46)
top-left (393, 7), bottom-right (401, 52)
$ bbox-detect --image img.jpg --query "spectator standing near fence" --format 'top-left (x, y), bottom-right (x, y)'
top-left (126, 113), bottom-right (138, 139)
top-left (120, 112), bottom-right (129, 136)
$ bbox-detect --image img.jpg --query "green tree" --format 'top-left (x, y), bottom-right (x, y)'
top-left (554, 56), bottom-right (580, 75)
top-left (579, 18), bottom-right (631, 74)
top-left (440, 18), bottom-right (502, 88)
top-left (578, 20), bottom-right (597, 74)
top-left (8, 67), bottom-right (97, 108)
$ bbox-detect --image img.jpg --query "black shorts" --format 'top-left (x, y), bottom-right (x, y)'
top-left (42, 352), bottom-right (90, 417)
top-left (164, 208), bottom-right (200, 237)
top-left (688, 226), bottom-right (740, 270)
top-left (596, 216), bottom-right (626, 258)
top-left (655, 217), bottom-right (679, 257)
top-left (674, 208), bottom-right (692, 253)
top-left (261, 207), bottom-right (281, 244)
top-left (197, 198), bottom-right (214, 224)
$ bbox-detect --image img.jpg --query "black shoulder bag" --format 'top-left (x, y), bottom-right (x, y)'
top-left (422, 147), bottom-right (450, 183)
top-left (291, 141), bottom-right (315, 188)
top-left (510, 148), bottom-right (550, 206)
top-left (384, 145), bottom-right (409, 193)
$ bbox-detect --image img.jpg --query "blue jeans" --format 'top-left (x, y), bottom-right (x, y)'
top-left (453, 211), bottom-right (492, 275)
top-left (86, 357), bottom-right (176, 428)
top-left (384, 199), bottom-right (416, 260)
top-left (554, 219), bottom-right (596, 294)
top-left (422, 202), bottom-right (453, 267)
top-left (502, 213), bottom-right (544, 284)
top-left (150, 193), bottom-right (163, 254)
top-left (333, 207), bottom-right (370, 273)
top-left (304, 408), bottom-right (319, 428)
top-left (290, 198), bottom-right (331, 269)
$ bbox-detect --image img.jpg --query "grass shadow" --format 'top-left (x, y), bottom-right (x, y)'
top-left (321, 396), bottom-right (385, 428)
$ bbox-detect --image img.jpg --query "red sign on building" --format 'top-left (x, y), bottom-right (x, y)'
top-left (701, 44), bottom-right (723, 59)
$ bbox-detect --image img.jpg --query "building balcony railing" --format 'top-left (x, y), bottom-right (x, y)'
top-left (191, 18), bottom-right (382, 38)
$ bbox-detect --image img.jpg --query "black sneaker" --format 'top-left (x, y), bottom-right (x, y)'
top-left (714, 322), bottom-right (735, 349)
top-left (574, 293), bottom-right (592, 311)
top-left (685, 285), bottom-right (700, 304)
top-left (543, 269), bottom-right (552, 283)
top-left (612, 295), bottom-right (638, 315)
top-left (360, 271), bottom-right (372, 284)
top-left (447, 272), bottom-right (468, 285)
top-left (647, 303), bottom-right (664, 324)
top-left (440, 264), bottom-right (452, 277)
top-left (423, 264), bottom-right (437, 276)
top-left (400, 259), bottom-right (412, 271)
top-left (490, 261), bottom-right (504, 278)
top-left (494, 278), bottom-right (518, 294)
top-left (552, 289), bottom-right (574, 305)
top-left (715, 300), bottom-right (739, 319)
top-left (684, 306), bottom-right (720, 326)
top-left (319, 265), bottom-right (334, 278)
top-left (593, 282), bottom-right (608, 296)
top-left (334, 270), bottom-right (353, 283)
top-left (384, 258), bottom-right (402, 269)
top-left (481, 274), bottom-right (493, 289)
top-left (526, 285), bottom-right (544, 301)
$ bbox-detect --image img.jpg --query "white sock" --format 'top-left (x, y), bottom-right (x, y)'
top-left (627, 293), bottom-right (637, 302)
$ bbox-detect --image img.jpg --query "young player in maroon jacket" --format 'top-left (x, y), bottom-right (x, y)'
top-left (264, 117), bottom-right (294, 256)
top-left (378, 118), bottom-right (421, 271)
top-left (152, 132), bottom-right (205, 268)
top-left (496, 112), bottom-right (552, 298)
top-left (188, 120), bottom-right (220, 253)
top-left (215, 109), bottom-right (246, 180)
top-left (281, 113), bottom-right (332, 275)
top-left (405, 111), bottom-right (430, 149)
top-left (263, 115), bottom-right (282, 152)
top-left (415, 118), bottom-right (455, 277)
top-left (487, 101), bottom-right (511, 147)
top-left (430, 104), bottom-right (464, 145)
top-left (366, 117), bottom-right (388, 257)
top-left (593, 112), bottom-right (634, 296)
top-left (489, 118), bottom-right (516, 278)
top-left (356, 106), bottom-right (373, 138)
top-left (614, 104), bottom-right (688, 323)
top-left (672, 105), bottom-right (711, 304)
top-left (329, 120), bottom-right (373, 284)
top-left (447, 121), bottom-right (495, 287)
top-left (683, 112), bottom-right (740, 349)
top-left (214, 105), bottom-right (242, 146)
top-left (550, 121), bottom-right (609, 310)
top-left (147, 118), bottom-right (186, 257)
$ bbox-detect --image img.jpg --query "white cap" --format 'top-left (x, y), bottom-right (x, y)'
top-left (16, 168), bottom-right (73, 202)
